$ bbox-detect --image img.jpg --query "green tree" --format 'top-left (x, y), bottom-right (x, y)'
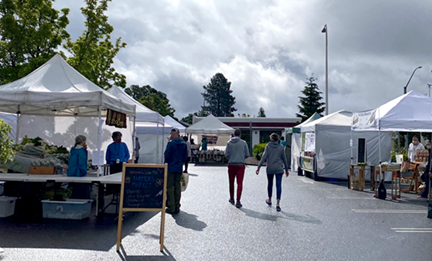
top-left (296, 76), bottom-right (325, 122)
top-left (0, 119), bottom-right (15, 163)
top-left (0, 0), bottom-right (70, 84)
top-left (63, 0), bottom-right (126, 89)
top-left (202, 73), bottom-right (236, 117)
top-left (125, 85), bottom-right (176, 119)
top-left (257, 107), bottom-right (266, 117)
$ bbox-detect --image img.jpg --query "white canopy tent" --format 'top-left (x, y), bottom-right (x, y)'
top-left (287, 113), bottom-right (322, 171)
top-left (165, 115), bottom-right (185, 134)
top-left (107, 85), bottom-right (164, 124)
top-left (186, 115), bottom-right (234, 135)
top-left (107, 85), bottom-right (167, 163)
top-left (352, 90), bottom-right (432, 172)
top-left (0, 54), bottom-right (136, 165)
top-left (300, 110), bottom-right (392, 180)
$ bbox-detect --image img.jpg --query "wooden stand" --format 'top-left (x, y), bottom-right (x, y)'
top-left (375, 167), bottom-right (401, 200)
top-left (349, 165), bottom-right (366, 191)
top-left (401, 163), bottom-right (420, 193)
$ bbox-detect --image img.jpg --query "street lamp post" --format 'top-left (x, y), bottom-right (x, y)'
top-left (322, 24), bottom-right (328, 115)
top-left (404, 66), bottom-right (422, 94)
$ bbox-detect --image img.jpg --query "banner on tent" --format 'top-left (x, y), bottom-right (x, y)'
top-left (304, 133), bottom-right (315, 152)
top-left (352, 109), bottom-right (376, 129)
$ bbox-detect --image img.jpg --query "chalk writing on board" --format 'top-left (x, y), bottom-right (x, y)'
top-left (122, 166), bottom-right (165, 209)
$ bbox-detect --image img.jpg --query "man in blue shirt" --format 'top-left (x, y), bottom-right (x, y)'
top-left (164, 128), bottom-right (188, 214)
top-left (106, 131), bottom-right (130, 174)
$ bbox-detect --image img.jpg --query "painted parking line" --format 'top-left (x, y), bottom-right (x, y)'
top-left (392, 228), bottom-right (432, 233)
top-left (352, 209), bottom-right (427, 214)
top-left (327, 197), bottom-right (375, 200)
top-left (300, 179), bottom-right (314, 184)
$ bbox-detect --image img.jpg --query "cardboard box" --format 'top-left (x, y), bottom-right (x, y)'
top-left (0, 196), bottom-right (17, 218)
top-left (29, 166), bottom-right (55, 175)
top-left (42, 199), bottom-right (93, 220)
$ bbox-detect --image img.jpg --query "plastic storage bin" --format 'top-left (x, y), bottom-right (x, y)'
top-left (42, 199), bottom-right (93, 220)
top-left (0, 196), bottom-right (17, 218)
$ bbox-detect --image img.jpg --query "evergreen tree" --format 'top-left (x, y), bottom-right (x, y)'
top-left (0, 0), bottom-right (70, 84)
top-left (201, 73), bottom-right (236, 117)
top-left (125, 85), bottom-right (176, 119)
top-left (257, 107), bottom-right (266, 117)
top-left (64, 0), bottom-right (127, 89)
top-left (296, 76), bottom-right (325, 122)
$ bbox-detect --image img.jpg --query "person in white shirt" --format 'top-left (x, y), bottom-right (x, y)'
top-left (408, 135), bottom-right (424, 162)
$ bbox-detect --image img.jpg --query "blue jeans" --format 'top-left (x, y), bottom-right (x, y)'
top-left (267, 173), bottom-right (283, 200)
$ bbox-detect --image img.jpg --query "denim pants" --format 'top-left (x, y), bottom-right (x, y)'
top-left (267, 173), bottom-right (283, 200)
top-left (421, 176), bottom-right (430, 198)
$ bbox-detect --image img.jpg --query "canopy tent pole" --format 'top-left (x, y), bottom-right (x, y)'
top-left (161, 124), bottom-right (166, 164)
top-left (132, 116), bottom-right (136, 162)
top-left (15, 106), bottom-right (20, 144)
top-left (156, 122), bottom-right (159, 164)
top-left (98, 106), bottom-right (102, 151)
top-left (350, 125), bottom-right (354, 165)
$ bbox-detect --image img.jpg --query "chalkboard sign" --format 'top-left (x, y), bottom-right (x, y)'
top-left (123, 166), bottom-right (166, 209)
top-left (117, 163), bottom-right (167, 253)
top-left (358, 138), bottom-right (366, 164)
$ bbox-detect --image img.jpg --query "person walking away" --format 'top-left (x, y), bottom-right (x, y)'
top-left (408, 135), bottom-right (424, 162)
top-left (106, 131), bottom-right (130, 174)
top-left (225, 129), bottom-right (250, 208)
top-left (164, 128), bottom-right (188, 214)
top-left (256, 133), bottom-right (289, 212)
top-left (134, 136), bottom-right (141, 163)
top-left (183, 136), bottom-right (191, 173)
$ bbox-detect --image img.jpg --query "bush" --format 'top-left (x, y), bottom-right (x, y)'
top-left (253, 143), bottom-right (267, 160)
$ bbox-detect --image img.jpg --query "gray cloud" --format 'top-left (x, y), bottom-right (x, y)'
top-left (54, 0), bottom-right (432, 120)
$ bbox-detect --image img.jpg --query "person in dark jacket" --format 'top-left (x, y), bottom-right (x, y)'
top-left (419, 150), bottom-right (432, 199)
top-left (67, 135), bottom-right (88, 177)
top-left (164, 128), bottom-right (188, 214)
top-left (256, 133), bottom-right (289, 212)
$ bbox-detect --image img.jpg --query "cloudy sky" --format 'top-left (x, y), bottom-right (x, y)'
top-left (54, 0), bottom-right (432, 120)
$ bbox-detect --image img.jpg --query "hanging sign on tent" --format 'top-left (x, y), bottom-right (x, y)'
top-left (352, 109), bottom-right (376, 129)
top-left (106, 109), bottom-right (127, 128)
top-left (304, 132), bottom-right (315, 152)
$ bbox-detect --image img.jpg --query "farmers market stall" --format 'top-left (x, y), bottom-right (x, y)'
top-left (300, 110), bottom-right (392, 180)
top-left (186, 115), bottom-right (234, 164)
top-left (0, 54), bottom-right (136, 219)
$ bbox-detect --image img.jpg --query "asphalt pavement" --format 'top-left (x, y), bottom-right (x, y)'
top-left (0, 165), bottom-right (431, 261)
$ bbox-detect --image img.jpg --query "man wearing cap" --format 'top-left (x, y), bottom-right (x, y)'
top-left (164, 128), bottom-right (188, 214)
top-left (225, 128), bottom-right (250, 208)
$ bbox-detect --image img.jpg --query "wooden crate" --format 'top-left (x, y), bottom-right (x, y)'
top-left (29, 166), bottom-right (55, 175)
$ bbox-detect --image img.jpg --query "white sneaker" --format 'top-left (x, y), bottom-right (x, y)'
top-left (0, 247), bottom-right (4, 253)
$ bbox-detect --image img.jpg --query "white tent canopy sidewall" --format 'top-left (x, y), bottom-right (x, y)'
top-left (300, 110), bottom-right (392, 180)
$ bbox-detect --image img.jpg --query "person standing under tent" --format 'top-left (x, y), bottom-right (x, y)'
top-left (225, 129), bottom-right (250, 208)
top-left (201, 137), bottom-right (208, 151)
top-left (419, 151), bottom-right (432, 199)
top-left (164, 128), bottom-right (188, 214)
top-left (408, 135), bottom-right (424, 162)
top-left (106, 131), bottom-right (131, 174)
top-left (67, 135), bottom-right (88, 177)
top-left (134, 136), bottom-right (141, 163)
top-left (280, 136), bottom-right (287, 148)
top-left (183, 136), bottom-right (191, 173)
top-left (256, 133), bottom-right (289, 212)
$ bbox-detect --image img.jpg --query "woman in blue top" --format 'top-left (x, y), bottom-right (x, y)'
top-left (67, 135), bottom-right (88, 177)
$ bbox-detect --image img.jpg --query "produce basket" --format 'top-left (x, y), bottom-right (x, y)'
top-left (379, 164), bottom-right (400, 172)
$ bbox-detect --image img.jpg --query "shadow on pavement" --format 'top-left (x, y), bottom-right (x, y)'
top-left (171, 211), bottom-right (207, 231)
top-left (239, 208), bottom-right (322, 224)
top-left (0, 210), bottom-right (158, 251)
top-left (118, 245), bottom-right (176, 261)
